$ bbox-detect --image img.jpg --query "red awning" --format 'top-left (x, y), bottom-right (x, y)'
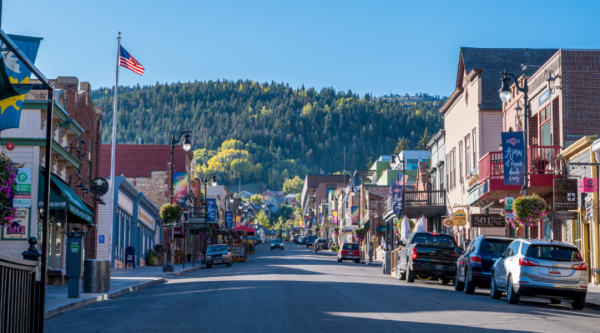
top-left (231, 226), bottom-right (255, 235)
top-left (173, 227), bottom-right (185, 238)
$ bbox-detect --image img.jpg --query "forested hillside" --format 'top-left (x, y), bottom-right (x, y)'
top-left (92, 80), bottom-right (444, 189)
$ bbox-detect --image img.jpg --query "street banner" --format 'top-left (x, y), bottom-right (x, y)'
top-left (206, 199), bottom-right (217, 222)
top-left (501, 132), bottom-right (525, 186)
top-left (172, 172), bottom-right (188, 208)
top-left (391, 184), bottom-right (404, 216)
top-left (235, 215), bottom-right (241, 228)
top-left (332, 211), bottom-right (338, 224)
top-left (0, 35), bottom-right (42, 132)
top-left (312, 214), bottom-right (317, 226)
top-left (225, 211), bottom-right (233, 228)
top-left (579, 178), bottom-right (597, 193)
top-left (351, 206), bottom-right (359, 225)
top-left (305, 218), bottom-right (311, 228)
top-left (319, 213), bottom-right (324, 224)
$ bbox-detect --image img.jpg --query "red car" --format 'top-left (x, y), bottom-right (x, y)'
top-left (338, 243), bottom-right (361, 263)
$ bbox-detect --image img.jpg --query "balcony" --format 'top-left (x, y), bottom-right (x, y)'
top-left (478, 145), bottom-right (561, 200)
top-left (383, 190), bottom-right (446, 220)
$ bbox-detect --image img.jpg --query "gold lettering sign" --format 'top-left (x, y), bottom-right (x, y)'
top-left (453, 209), bottom-right (467, 226)
top-left (138, 209), bottom-right (154, 227)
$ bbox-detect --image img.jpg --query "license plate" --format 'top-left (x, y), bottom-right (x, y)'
top-left (549, 268), bottom-right (561, 275)
top-left (214, 260), bottom-right (221, 263)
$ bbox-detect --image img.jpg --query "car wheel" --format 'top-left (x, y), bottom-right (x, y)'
top-left (227, 263), bottom-right (232, 267)
top-left (406, 265), bottom-right (416, 283)
top-left (490, 272), bottom-right (502, 299)
top-left (454, 275), bottom-right (465, 292)
top-left (549, 299), bottom-right (561, 305)
top-left (439, 277), bottom-right (450, 285)
top-left (464, 271), bottom-right (475, 294)
top-left (206, 264), bottom-right (212, 269)
top-left (337, 257), bottom-right (341, 263)
top-left (507, 277), bottom-right (520, 304)
top-left (572, 298), bottom-right (586, 310)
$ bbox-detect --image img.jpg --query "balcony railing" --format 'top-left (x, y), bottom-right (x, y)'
top-left (405, 190), bottom-right (445, 207)
top-left (479, 145), bottom-right (561, 187)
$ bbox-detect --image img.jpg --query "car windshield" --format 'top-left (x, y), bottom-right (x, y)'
top-left (480, 239), bottom-right (512, 255)
top-left (272, 239), bottom-right (282, 244)
top-left (412, 234), bottom-right (456, 247)
top-left (207, 245), bottom-right (228, 253)
top-left (343, 244), bottom-right (359, 250)
top-left (525, 245), bottom-right (582, 262)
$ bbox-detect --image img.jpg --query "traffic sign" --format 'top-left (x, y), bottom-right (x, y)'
top-left (14, 168), bottom-right (31, 195)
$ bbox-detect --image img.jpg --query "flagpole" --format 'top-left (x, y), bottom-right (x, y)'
top-left (108, 32), bottom-right (121, 265)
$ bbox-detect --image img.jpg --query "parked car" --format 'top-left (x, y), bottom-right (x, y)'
top-left (297, 236), bottom-right (305, 244)
top-left (491, 239), bottom-right (588, 310)
top-left (338, 243), bottom-right (361, 263)
top-left (305, 235), bottom-right (318, 247)
top-left (455, 235), bottom-right (514, 294)
top-left (313, 238), bottom-right (328, 251)
top-left (396, 232), bottom-right (460, 284)
top-left (271, 238), bottom-right (284, 250)
top-left (205, 244), bottom-right (232, 269)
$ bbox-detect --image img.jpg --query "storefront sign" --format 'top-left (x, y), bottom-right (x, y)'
top-left (453, 209), bottom-right (467, 226)
top-left (539, 90), bottom-right (551, 105)
top-left (470, 214), bottom-right (505, 227)
top-left (501, 132), bottom-right (526, 186)
top-left (554, 179), bottom-right (578, 211)
top-left (442, 218), bottom-right (453, 228)
top-left (554, 210), bottom-right (577, 220)
top-left (1, 208), bottom-right (30, 240)
top-left (505, 197), bottom-right (514, 211)
top-left (332, 211), bottom-right (338, 224)
top-left (391, 184), bottom-right (404, 216)
top-left (172, 172), bottom-right (188, 208)
top-left (579, 178), bottom-right (597, 193)
top-left (225, 211), bottom-right (233, 228)
top-left (206, 199), bottom-right (217, 222)
top-left (351, 206), bottom-right (359, 225)
top-left (90, 177), bottom-right (109, 196)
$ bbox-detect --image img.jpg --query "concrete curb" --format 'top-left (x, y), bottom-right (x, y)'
top-left (585, 301), bottom-right (600, 312)
top-left (45, 278), bottom-right (165, 318)
top-left (45, 266), bottom-right (204, 318)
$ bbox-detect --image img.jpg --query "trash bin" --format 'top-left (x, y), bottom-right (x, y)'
top-left (83, 259), bottom-right (111, 293)
top-left (382, 251), bottom-right (392, 275)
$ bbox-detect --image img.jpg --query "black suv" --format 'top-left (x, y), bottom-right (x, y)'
top-left (304, 236), bottom-right (318, 248)
top-left (454, 235), bottom-right (514, 294)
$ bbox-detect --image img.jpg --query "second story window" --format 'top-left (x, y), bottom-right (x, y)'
top-left (88, 139), bottom-right (94, 182)
top-left (408, 159), bottom-right (418, 170)
top-left (459, 142), bottom-right (463, 182)
top-left (539, 104), bottom-right (552, 146)
top-left (472, 129), bottom-right (477, 169)
top-left (465, 135), bottom-right (471, 176)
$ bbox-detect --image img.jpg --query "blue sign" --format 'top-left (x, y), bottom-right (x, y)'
top-left (391, 184), bottom-right (404, 216)
top-left (206, 199), bottom-right (217, 222)
top-left (0, 35), bottom-right (42, 132)
top-left (319, 213), bottom-right (324, 223)
top-left (125, 246), bottom-right (136, 268)
top-left (98, 235), bottom-right (105, 244)
top-left (501, 132), bottom-right (526, 186)
top-left (539, 90), bottom-right (551, 105)
top-left (225, 211), bottom-right (233, 228)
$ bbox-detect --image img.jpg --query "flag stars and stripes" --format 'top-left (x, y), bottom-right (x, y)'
top-left (119, 45), bottom-right (145, 75)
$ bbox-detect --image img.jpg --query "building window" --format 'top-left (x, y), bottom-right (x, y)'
top-left (88, 139), bottom-right (94, 182)
top-left (459, 142), bottom-right (463, 182)
top-left (452, 149), bottom-right (456, 189)
top-left (472, 129), bottom-right (477, 169)
top-left (539, 105), bottom-right (552, 146)
top-left (465, 135), bottom-right (471, 176)
top-left (408, 159), bottom-right (418, 170)
top-left (445, 155), bottom-right (449, 190)
top-left (326, 184), bottom-right (337, 190)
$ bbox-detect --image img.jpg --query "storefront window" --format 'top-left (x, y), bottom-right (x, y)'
top-left (539, 105), bottom-right (552, 146)
top-left (542, 214), bottom-right (552, 240)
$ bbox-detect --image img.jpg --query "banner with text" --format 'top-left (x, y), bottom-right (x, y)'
top-left (501, 132), bottom-right (525, 186)
top-left (225, 211), bottom-right (233, 228)
top-left (351, 206), bottom-right (359, 225)
top-left (206, 199), bottom-right (217, 222)
top-left (391, 184), bottom-right (404, 216)
top-left (172, 172), bottom-right (188, 208)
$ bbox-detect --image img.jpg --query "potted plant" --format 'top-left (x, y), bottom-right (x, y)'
top-left (159, 203), bottom-right (183, 223)
top-left (145, 249), bottom-right (163, 266)
top-left (508, 194), bottom-right (549, 229)
top-left (0, 153), bottom-right (22, 227)
top-left (353, 228), bottom-right (368, 243)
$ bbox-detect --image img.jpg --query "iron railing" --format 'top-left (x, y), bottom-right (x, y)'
top-left (479, 145), bottom-right (562, 184)
top-left (0, 253), bottom-right (38, 333)
top-left (405, 190), bottom-right (445, 207)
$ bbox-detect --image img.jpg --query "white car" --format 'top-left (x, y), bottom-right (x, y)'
top-left (490, 239), bottom-right (588, 310)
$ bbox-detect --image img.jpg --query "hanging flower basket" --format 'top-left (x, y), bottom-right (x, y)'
top-left (333, 227), bottom-right (340, 236)
top-left (353, 228), bottom-right (368, 243)
top-left (200, 226), bottom-right (213, 241)
top-left (0, 153), bottom-right (23, 227)
top-left (307, 229), bottom-right (313, 235)
top-left (159, 203), bottom-right (183, 223)
top-left (314, 227), bottom-right (321, 232)
top-left (508, 194), bottom-right (549, 229)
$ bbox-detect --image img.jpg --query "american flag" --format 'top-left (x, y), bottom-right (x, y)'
top-left (119, 45), bottom-right (145, 75)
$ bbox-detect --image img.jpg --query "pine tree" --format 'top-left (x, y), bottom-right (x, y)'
top-left (416, 128), bottom-right (430, 151)
top-left (394, 138), bottom-right (409, 154)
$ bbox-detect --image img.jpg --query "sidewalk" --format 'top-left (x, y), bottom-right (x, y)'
top-left (586, 284), bottom-right (600, 311)
top-left (45, 262), bottom-right (203, 318)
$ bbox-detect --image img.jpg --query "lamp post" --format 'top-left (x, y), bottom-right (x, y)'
top-left (164, 131), bottom-right (191, 272)
top-left (499, 70), bottom-right (530, 238)
top-left (198, 174), bottom-right (217, 264)
top-left (390, 153), bottom-right (406, 250)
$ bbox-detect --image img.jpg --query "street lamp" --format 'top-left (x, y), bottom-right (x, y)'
top-left (499, 70), bottom-right (530, 238)
top-left (198, 174), bottom-right (217, 264)
top-left (164, 130), bottom-right (192, 272)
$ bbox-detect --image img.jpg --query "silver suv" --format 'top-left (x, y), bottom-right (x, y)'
top-left (490, 239), bottom-right (588, 310)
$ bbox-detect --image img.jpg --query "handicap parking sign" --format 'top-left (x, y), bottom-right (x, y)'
top-left (98, 235), bottom-right (105, 244)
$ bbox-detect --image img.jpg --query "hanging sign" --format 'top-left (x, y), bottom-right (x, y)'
top-left (442, 218), bottom-right (454, 228)
top-left (90, 177), bottom-right (109, 196)
top-left (225, 211), bottom-right (233, 228)
top-left (453, 209), bottom-right (467, 226)
top-left (501, 132), bottom-right (526, 186)
top-left (554, 179), bottom-right (578, 211)
top-left (172, 172), bottom-right (188, 208)
top-left (579, 178), bottom-right (597, 193)
top-left (470, 214), bottom-right (505, 227)
top-left (351, 206), bottom-right (359, 225)
top-left (206, 199), bottom-right (217, 222)
top-left (332, 211), bottom-right (338, 225)
top-left (391, 184), bottom-right (404, 216)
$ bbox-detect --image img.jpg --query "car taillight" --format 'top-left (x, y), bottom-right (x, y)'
top-left (354, 250), bottom-right (360, 256)
top-left (519, 258), bottom-right (539, 266)
top-left (572, 263), bottom-right (587, 271)
top-left (471, 255), bottom-right (481, 265)
top-left (412, 247), bottom-right (418, 260)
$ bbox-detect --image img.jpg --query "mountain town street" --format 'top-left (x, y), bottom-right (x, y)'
top-left (46, 242), bottom-right (600, 333)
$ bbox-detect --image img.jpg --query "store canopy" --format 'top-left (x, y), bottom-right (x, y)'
top-left (47, 173), bottom-right (94, 225)
top-left (376, 225), bottom-right (393, 232)
top-left (232, 226), bottom-right (255, 235)
top-left (38, 172), bottom-right (67, 210)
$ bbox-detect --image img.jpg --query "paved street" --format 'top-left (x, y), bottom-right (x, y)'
top-left (47, 242), bottom-right (600, 333)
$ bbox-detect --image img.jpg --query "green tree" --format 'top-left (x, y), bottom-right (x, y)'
top-left (416, 127), bottom-right (430, 150)
top-left (256, 210), bottom-right (270, 229)
top-left (394, 137), bottom-right (409, 154)
top-left (250, 194), bottom-right (263, 205)
top-left (272, 204), bottom-right (294, 221)
top-left (282, 176), bottom-right (304, 194)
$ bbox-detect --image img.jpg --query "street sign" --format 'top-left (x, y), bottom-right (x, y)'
top-left (453, 209), bottom-right (467, 226)
top-left (554, 179), bottom-right (578, 211)
top-left (13, 168), bottom-right (31, 195)
top-left (98, 235), bottom-right (105, 244)
top-left (504, 197), bottom-right (514, 211)
top-left (189, 218), bottom-right (206, 224)
top-left (184, 223), bottom-right (203, 229)
top-left (90, 177), bottom-right (109, 196)
top-left (504, 213), bottom-right (514, 219)
top-left (470, 214), bottom-right (505, 227)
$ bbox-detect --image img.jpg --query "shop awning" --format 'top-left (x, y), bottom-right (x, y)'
top-left (362, 221), bottom-right (370, 229)
top-left (38, 172), bottom-right (67, 210)
top-left (232, 226), bottom-right (255, 235)
top-left (376, 225), bottom-right (393, 232)
top-left (48, 173), bottom-right (94, 225)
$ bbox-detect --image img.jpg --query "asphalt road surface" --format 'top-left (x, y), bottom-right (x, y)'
top-left (47, 242), bottom-right (600, 333)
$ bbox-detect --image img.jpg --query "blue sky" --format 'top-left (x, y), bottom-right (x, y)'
top-left (4, 0), bottom-right (600, 97)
